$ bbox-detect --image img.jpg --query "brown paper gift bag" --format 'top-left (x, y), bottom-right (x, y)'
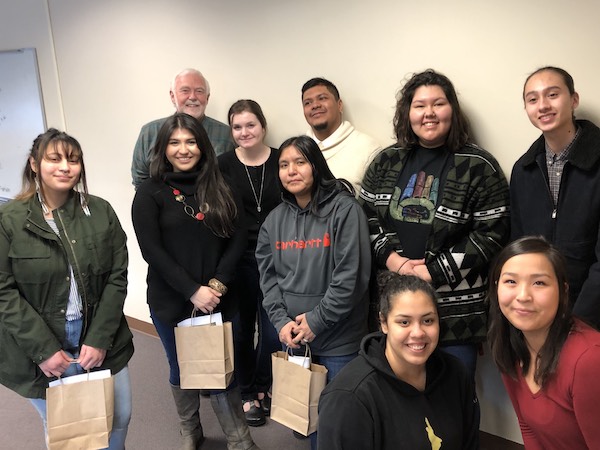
top-left (175, 314), bottom-right (235, 389)
top-left (46, 370), bottom-right (114, 450)
top-left (270, 347), bottom-right (328, 436)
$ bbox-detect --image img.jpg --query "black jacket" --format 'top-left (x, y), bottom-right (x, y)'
top-left (510, 119), bottom-right (600, 328)
top-left (317, 332), bottom-right (479, 449)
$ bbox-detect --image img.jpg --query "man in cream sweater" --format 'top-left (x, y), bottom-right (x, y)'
top-left (302, 77), bottom-right (381, 194)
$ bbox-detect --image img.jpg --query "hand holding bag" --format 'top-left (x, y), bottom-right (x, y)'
top-left (46, 369), bottom-right (114, 450)
top-left (270, 345), bottom-right (328, 436)
top-left (175, 310), bottom-right (235, 389)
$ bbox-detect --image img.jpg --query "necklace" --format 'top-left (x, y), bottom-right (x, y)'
top-left (237, 146), bottom-right (269, 213)
top-left (243, 163), bottom-right (265, 213)
top-left (169, 186), bottom-right (207, 221)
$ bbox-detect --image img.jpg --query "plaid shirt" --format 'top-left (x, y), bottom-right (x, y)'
top-left (545, 126), bottom-right (581, 205)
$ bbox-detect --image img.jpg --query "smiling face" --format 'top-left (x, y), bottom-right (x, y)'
top-left (165, 128), bottom-right (202, 172)
top-left (497, 252), bottom-right (560, 344)
top-left (302, 85), bottom-right (343, 140)
top-left (31, 142), bottom-right (81, 200)
top-left (170, 71), bottom-right (210, 119)
top-left (381, 290), bottom-right (439, 376)
top-left (279, 145), bottom-right (314, 208)
top-left (409, 85), bottom-right (453, 148)
top-left (523, 70), bottom-right (579, 137)
top-left (230, 111), bottom-right (266, 151)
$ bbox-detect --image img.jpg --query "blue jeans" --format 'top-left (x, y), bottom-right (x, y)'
top-left (440, 343), bottom-right (481, 431)
top-left (30, 318), bottom-right (132, 450)
top-left (232, 251), bottom-right (280, 401)
top-left (312, 353), bottom-right (357, 383)
top-left (440, 343), bottom-right (478, 381)
top-left (151, 311), bottom-right (181, 386)
top-left (308, 352), bottom-right (358, 450)
top-left (151, 310), bottom-right (235, 393)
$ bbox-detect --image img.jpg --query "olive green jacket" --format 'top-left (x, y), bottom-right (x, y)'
top-left (0, 193), bottom-right (133, 398)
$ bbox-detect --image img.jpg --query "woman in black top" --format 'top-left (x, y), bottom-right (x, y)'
top-left (318, 273), bottom-right (479, 449)
top-left (218, 100), bottom-right (281, 426)
top-left (132, 112), bottom-right (259, 450)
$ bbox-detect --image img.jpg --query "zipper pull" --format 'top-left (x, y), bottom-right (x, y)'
top-left (552, 209), bottom-right (557, 219)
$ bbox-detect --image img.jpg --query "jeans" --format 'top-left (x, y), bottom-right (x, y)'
top-left (151, 309), bottom-right (234, 393)
top-left (308, 352), bottom-right (358, 450)
top-left (30, 318), bottom-right (132, 450)
top-left (232, 252), bottom-right (280, 401)
top-left (440, 343), bottom-right (478, 381)
top-left (440, 343), bottom-right (481, 431)
top-left (151, 311), bottom-right (181, 386)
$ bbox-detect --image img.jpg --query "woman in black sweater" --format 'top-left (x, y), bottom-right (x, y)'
top-left (132, 112), bottom-right (259, 450)
top-left (218, 100), bottom-right (281, 427)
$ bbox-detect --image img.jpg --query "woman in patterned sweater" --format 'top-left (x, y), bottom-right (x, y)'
top-left (359, 69), bottom-right (510, 379)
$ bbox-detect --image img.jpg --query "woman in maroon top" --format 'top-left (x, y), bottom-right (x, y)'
top-left (488, 236), bottom-right (600, 449)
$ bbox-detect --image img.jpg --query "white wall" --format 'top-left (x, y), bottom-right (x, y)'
top-left (0, 0), bottom-right (64, 129)
top-left (4, 0), bottom-right (600, 443)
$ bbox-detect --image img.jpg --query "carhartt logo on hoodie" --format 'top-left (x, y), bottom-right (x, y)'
top-left (276, 232), bottom-right (331, 250)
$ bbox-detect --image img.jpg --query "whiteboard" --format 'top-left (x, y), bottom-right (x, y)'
top-left (0, 48), bottom-right (46, 202)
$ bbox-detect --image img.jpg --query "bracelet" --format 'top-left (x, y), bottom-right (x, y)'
top-left (397, 259), bottom-right (409, 274)
top-left (208, 278), bottom-right (228, 295)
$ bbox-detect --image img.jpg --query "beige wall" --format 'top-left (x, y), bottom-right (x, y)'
top-left (4, 0), bottom-right (600, 443)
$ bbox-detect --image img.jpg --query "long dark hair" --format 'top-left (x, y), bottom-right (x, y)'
top-left (16, 128), bottom-right (89, 203)
top-left (278, 135), bottom-right (345, 214)
top-left (150, 113), bottom-right (237, 237)
top-left (393, 69), bottom-right (470, 153)
top-left (487, 236), bottom-right (573, 387)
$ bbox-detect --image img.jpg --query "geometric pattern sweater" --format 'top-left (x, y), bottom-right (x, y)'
top-left (359, 143), bottom-right (510, 344)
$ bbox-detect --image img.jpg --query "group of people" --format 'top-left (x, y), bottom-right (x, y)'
top-left (0, 64), bottom-right (598, 450)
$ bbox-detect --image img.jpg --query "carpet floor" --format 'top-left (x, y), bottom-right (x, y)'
top-left (0, 330), bottom-right (309, 449)
top-left (0, 329), bottom-right (521, 449)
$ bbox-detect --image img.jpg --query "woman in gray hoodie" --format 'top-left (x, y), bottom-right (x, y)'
top-left (256, 135), bottom-right (371, 448)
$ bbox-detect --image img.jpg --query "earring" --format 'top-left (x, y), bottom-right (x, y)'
top-left (35, 177), bottom-right (49, 215)
top-left (76, 181), bottom-right (91, 217)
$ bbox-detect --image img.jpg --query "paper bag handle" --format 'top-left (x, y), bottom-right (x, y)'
top-left (285, 343), bottom-right (311, 360)
top-left (56, 368), bottom-right (91, 384)
top-left (191, 307), bottom-right (218, 326)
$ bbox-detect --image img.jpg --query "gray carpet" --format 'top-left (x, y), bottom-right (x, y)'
top-left (0, 330), bottom-right (310, 449)
top-left (0, 329), bottom-right (520, 449)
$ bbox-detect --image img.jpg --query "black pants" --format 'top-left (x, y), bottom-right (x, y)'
top-left (231, 251), bottom-right (280, 401)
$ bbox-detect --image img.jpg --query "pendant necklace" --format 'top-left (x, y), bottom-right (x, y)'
top-left (243, 162), bottom-right (265, 213)
top-left (169, 186), bottom-right (208, 221)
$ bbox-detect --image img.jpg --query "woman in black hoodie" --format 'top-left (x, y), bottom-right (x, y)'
top-left (318, 272), bottom-right (479, 450)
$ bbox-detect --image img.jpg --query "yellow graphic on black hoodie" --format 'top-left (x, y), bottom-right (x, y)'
top-left (425, 417), bottom-right (442, 450)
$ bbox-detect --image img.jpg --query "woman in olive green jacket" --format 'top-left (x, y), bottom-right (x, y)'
top-left (0, 129), bottom-right (134, 450)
